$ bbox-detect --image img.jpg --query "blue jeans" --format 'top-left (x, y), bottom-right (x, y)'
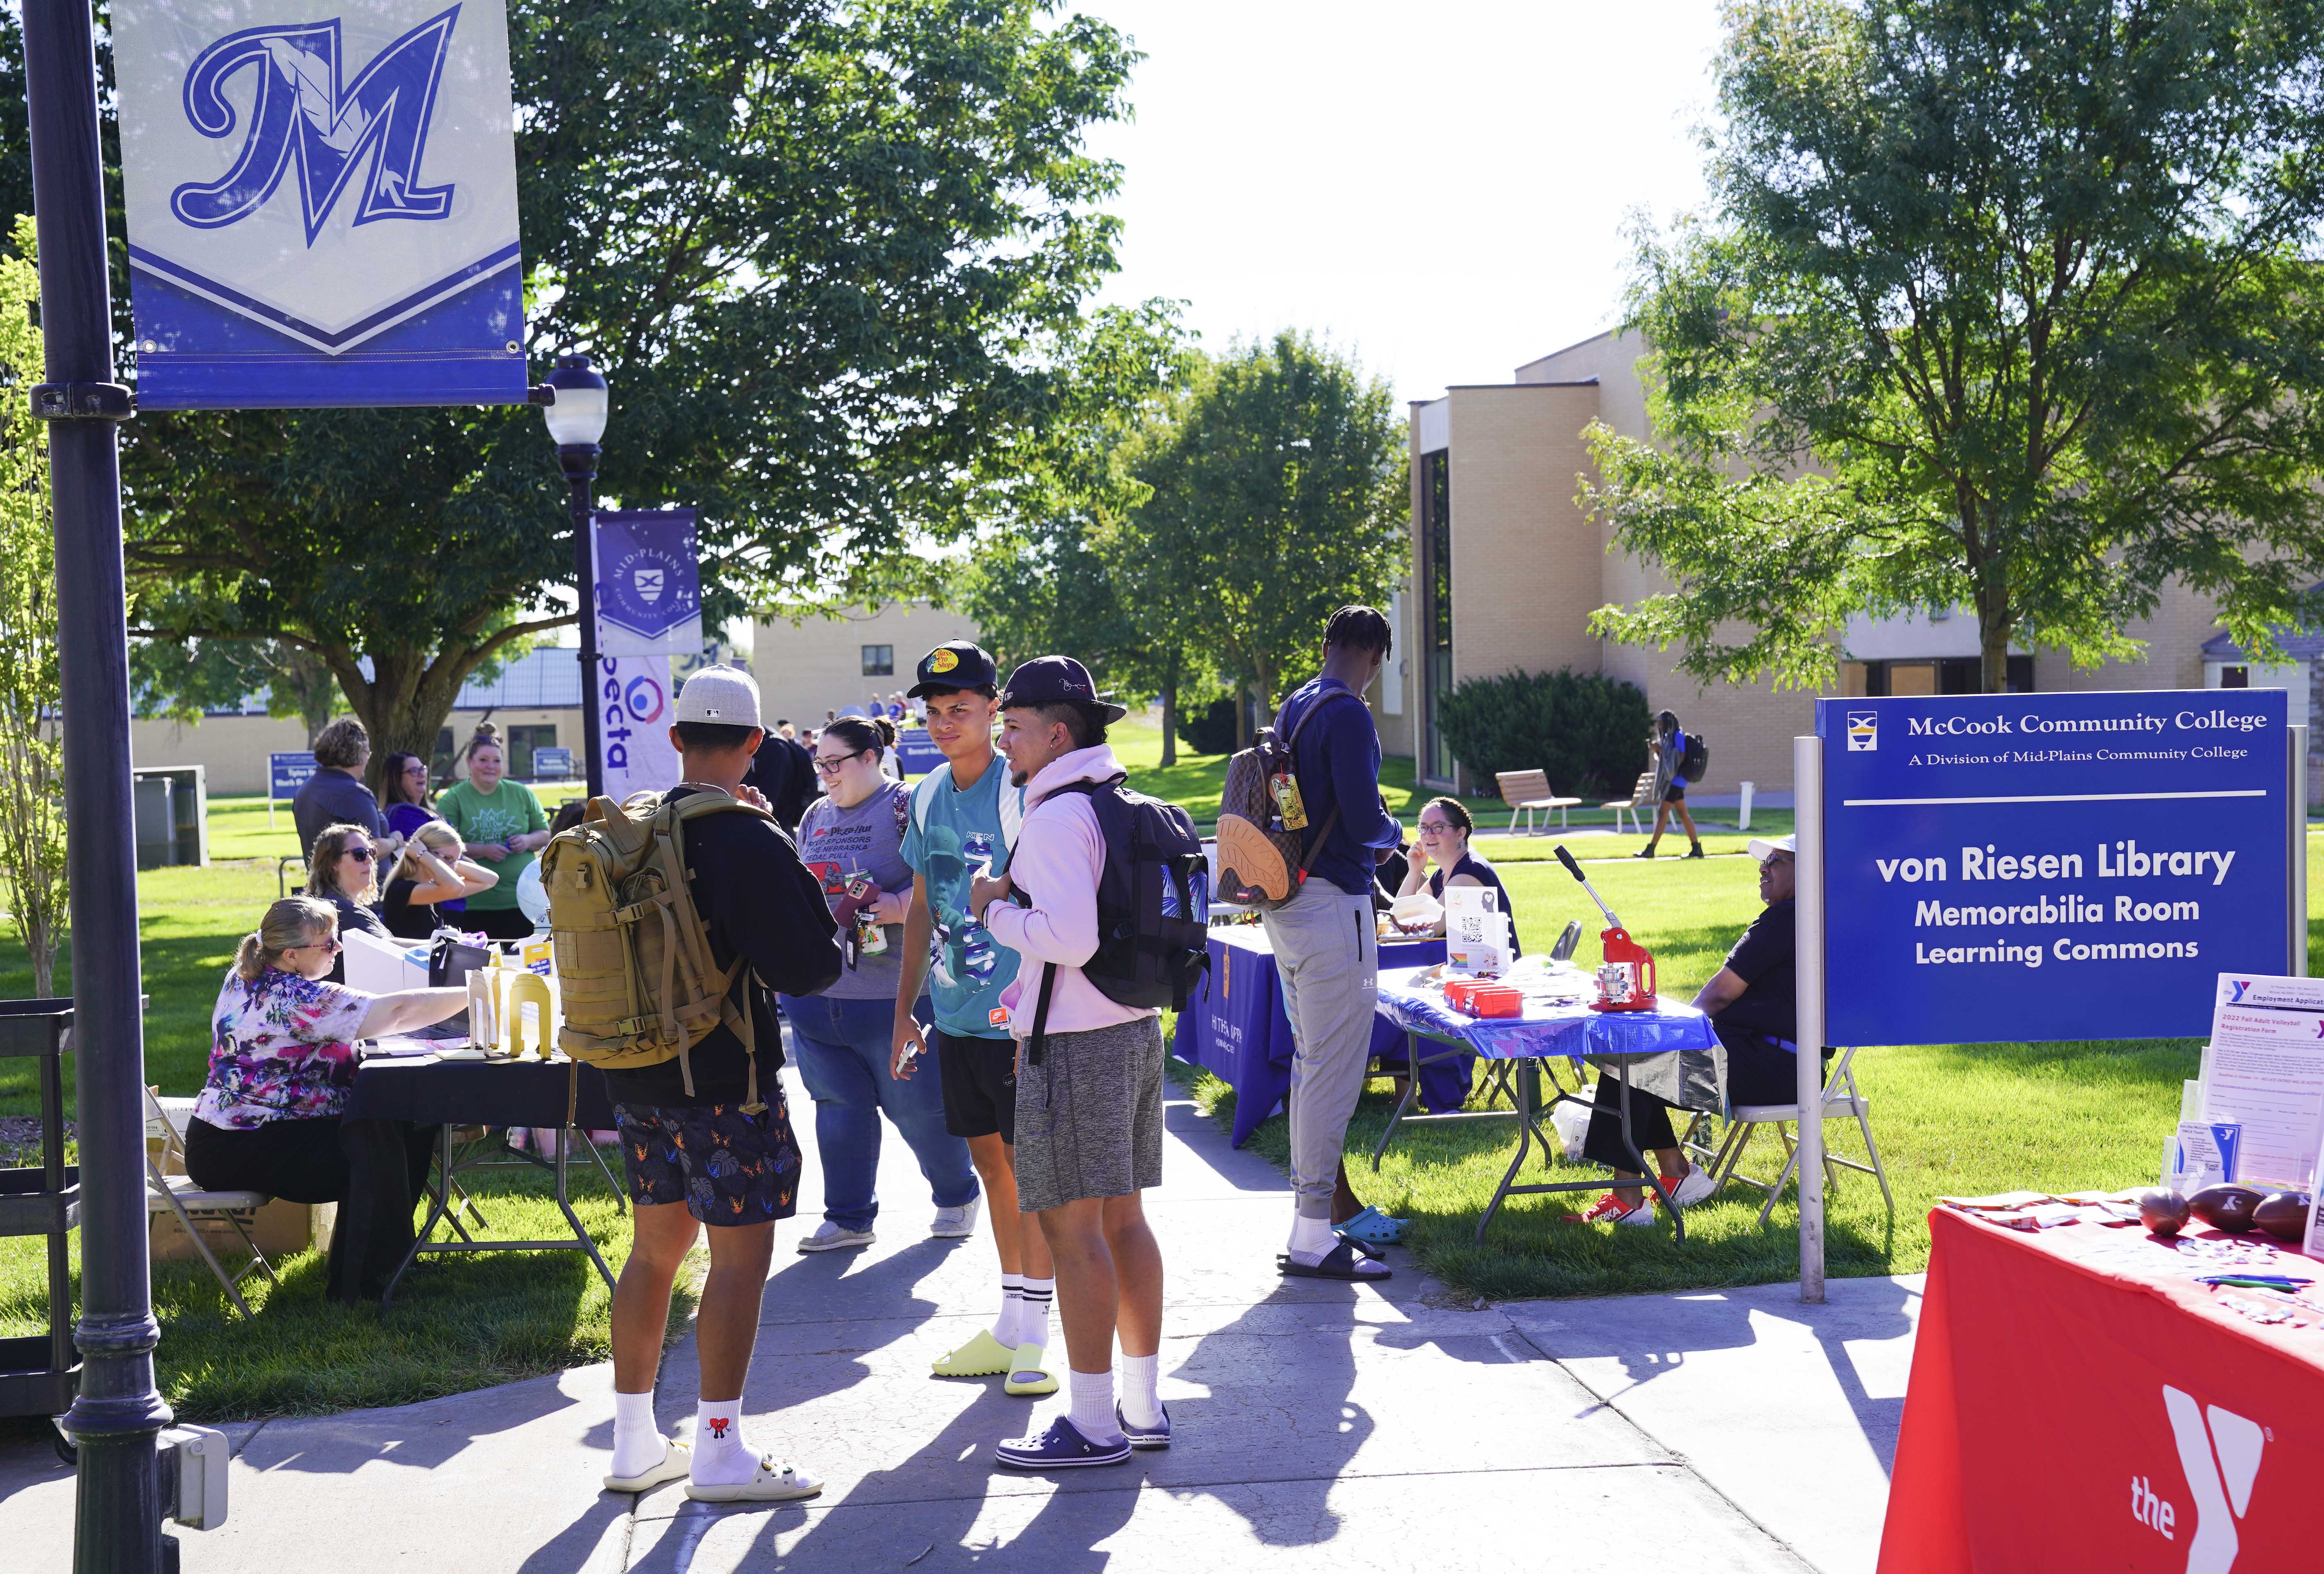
top-left (778, 993), bottom-right (977, 1230)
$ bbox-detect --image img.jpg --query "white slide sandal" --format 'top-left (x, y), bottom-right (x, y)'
top-left (602, 1437), bottom-right (692, 1493)
top-left (684, 1454), bottom-right (824, 1503)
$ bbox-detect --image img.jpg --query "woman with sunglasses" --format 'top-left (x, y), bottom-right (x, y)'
top-left (1397, 797), bottom-right (1522, 954)
top-left (779, 716), bottom-right (978, 1252)
top-left (183, 896), bottom-right (469, 1303)
top-left (305, 822), bottom-right (395, 980)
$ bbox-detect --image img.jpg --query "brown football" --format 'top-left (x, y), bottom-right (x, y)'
top-left (2254, 1192), bottom-right (2313, 1244)
top-left (2139, 1189), bottom-right (2192, 1236)
top-left (2189, 1184), bottom-right (2266, 1233)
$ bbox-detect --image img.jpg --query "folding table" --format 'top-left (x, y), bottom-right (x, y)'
top-left (343, 1049), bottom-right (624, 1307)
top-left (1370, 965), bottom-right (1723, 1242)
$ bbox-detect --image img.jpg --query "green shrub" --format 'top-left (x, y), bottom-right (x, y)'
top-left (1436, 669), bottom-right (1651, 798)
top-left (1176, 696), bottom-right (1239, 756)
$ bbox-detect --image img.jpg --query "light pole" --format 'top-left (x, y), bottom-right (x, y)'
top-left (22, 1), bottom-right (170, 1568)
top-left (543, 355), bottom-right (609, 796)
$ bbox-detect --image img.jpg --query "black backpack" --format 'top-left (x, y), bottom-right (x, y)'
top-left (1680, 730), bottom-right (1710, 783)
top-left (1025, 774), bottom-right (1210, 1065)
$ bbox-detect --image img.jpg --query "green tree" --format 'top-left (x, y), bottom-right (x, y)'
top-left (0, 217), bottom-right (66, 995)
top-left (1584, 0), bottom-right (2324, 694)
top-left (1108, 332), bottom-right (1404, 746)
top-left (130, 633), bottom-right (343, 744)
top-left (954, 303), bottom-right (1197, 756)
top-left (1, 0), bottom-right (1136, 785)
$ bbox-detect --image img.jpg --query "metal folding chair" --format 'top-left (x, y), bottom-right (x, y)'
top-left (143, 1088), bottom-right (280, 1319)
top-left (1688, 1045), bottom-right (1894, 1225)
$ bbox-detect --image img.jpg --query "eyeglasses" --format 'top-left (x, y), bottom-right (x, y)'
top-left (813, 749), bottom-right (868, 775)
top-left (1417, 821), bottom-right (1456, 835)
top-left (295, 935), bottom-right (344, 954)
top-left (402, 762), bottom-right (427, 776)
top-left (343, 846), bottom-right (375, 862)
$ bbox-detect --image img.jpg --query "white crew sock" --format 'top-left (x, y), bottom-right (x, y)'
top-left (1119, 1353), bottom-right (1163, 1430)
top-left (1287, 1213), bottom-right (1336, 1265)
top-left (1016, 1276), bottom-right (1055, 1353)
top-left (610, 1389), bottom-right (664, 1479)
top-left (995, 1274), bottom-right (1024, 1347)
top-left (690, 1396), bottom-right (755, 1486)
top-left (1068, 1367), bottom-right (1123, 1444)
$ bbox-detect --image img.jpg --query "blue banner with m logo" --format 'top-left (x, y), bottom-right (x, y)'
top-left (115, 0), bottom-right (525, 408)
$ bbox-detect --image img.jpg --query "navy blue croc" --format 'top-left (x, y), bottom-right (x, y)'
top-left (993, 1415), bottom-right (1131, 1470)
top-left (1117, 1401), bottom-right (1171, 1451)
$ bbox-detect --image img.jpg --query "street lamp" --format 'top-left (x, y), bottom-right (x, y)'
top-left (543, 354), bottom-right (609, 796)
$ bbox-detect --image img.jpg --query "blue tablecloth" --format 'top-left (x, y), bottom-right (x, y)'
top-left (1172, 926), bottom-right (1457, 1147)
top-left (1373, 965), bottom-right (1725, 1112)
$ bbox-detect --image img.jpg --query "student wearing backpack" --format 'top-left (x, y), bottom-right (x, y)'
top-left (887, 641), bottom-right (1058, 1400)
top-left (1265, 607), bottom-right (1404, 1283)
top-left (1634, 709), bottom-right (1705, 859)
top-left (596, 667), bottom-right (845, 1506)
top-left (969, 656), bottom-right (1171, 1468)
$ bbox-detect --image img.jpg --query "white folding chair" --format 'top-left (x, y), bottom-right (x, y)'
top-left (144, 1088), bottom-right (279, 1319)
top-left (1693, 1046), bottom-right (1894, 1225)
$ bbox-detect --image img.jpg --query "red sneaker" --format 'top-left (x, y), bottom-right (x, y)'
top-left (1565, 1192), bottom-right (1655, 1227)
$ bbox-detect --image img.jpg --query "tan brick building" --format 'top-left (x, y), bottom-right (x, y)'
top-left (1388, 329), bottom-right (2298, 796)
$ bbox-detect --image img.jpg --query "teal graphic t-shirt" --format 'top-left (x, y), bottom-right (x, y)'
top-left (901, 754), bottom-right (1024, 1040)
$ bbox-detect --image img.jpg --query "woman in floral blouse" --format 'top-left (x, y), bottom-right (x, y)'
top-left (184, 896), bottom-right (469, 1304)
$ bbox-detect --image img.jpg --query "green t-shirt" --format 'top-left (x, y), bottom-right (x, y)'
top-left (434, 778), bottom-right (548, 910)
top-left (900, 754), bottom-right (1024, 1040)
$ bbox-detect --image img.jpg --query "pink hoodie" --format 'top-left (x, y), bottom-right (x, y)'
top-left (983, 744), bottom-right (1157, 1040)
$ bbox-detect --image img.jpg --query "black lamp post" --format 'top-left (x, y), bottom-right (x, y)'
top-left (543, 355), bottom-right (610, 796)
top-left (22, 2), bottom-right (170, 1568)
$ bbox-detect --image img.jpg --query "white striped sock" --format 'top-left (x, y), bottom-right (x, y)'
top-left (995, 1274), bottom-right (1024, 1347)
top-left (1017, 1276), bottom-right (1054, 1352)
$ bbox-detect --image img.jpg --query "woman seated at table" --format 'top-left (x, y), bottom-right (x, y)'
top-left (305, 822), bottom-right (394, 981)
top-left (379, 821), bottom-right (498, 940)
top-left (1397, 796), bottom-right (1521, 953)
top-left (182, 896), bottom-right (469, 1304)
top-left (1569, 834), bottom-right (1812, 1228)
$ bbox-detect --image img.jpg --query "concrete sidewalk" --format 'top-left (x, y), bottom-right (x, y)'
top-left (0, 1064), bottom-right (1917, 1572)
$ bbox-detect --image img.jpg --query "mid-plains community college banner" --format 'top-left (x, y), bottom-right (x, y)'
top-left (593, 511), bottom-right (703, 801)
top-left (114, 0), bottom-right (527, 408)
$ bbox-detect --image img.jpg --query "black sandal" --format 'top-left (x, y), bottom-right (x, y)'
top-left (1277, 1242), bottom-right (1393, 1281)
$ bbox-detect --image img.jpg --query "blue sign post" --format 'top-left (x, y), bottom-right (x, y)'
top-left (267, 750), bottom-right (317, 828)
top-left (1789, 688), bottom-right (2306, 1299)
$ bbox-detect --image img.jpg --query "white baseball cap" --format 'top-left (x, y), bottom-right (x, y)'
top-left (674, 665), bottom-right (762, 728)
top-left (1748, 834), bottom-right (1797, 862)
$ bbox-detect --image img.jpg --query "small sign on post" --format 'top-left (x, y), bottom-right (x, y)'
top-left (267, 751), bottom-right (316, 829)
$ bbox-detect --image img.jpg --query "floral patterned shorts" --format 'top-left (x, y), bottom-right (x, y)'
top-left (613, 1097), bottom-right (802, 1227)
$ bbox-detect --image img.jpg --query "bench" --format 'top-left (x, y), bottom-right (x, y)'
top-left (1494, 769), bottom-right (1583, 835)
top-left (1604, 770), bottom-right (1657, 837)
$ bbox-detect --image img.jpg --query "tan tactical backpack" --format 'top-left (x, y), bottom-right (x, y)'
top-left (1213, 690), bottom-right (1361, 908)
top-left (543, 789), bottom-right (771, 1110)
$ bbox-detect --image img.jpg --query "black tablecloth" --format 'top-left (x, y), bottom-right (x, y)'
top-left (344, 1053), bottom-right (618, 1129)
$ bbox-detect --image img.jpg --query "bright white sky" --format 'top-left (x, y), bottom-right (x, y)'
top-left (1078, 0), bottom-right (1729, 404)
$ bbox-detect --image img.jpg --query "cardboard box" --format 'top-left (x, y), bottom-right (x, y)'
top-left (150, 1196), bottom-right (335, 1263)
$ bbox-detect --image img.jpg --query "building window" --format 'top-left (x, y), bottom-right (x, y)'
top-left (2220, 665), bottom-right (2250, 688)
top-left (1852, 657), bottom-right (2033, 695)
top-left (504, 724), bottom-right (558, 779)
top-left (861, 645), bottom-right (894, 676)
top-left (1419, 449), bottom-right (1455, 783)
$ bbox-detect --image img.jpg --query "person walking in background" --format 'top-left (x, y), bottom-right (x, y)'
top-left (303, 823), bottom-right (394, 981)
top-left (1634, 709), bottom-right (1704, 859)
top-left (781, 716), bottom-right (981, 1253)
top-left (378, 751), bottom-right (439, 839)
top-left (1266, 606), bottom-right (1402, 1282)
top-left (1398, 798), bottom-right (1521, 954)
top-left (889, 640), bottom-right (1057, 1400)
top-left (436, 725), bottom-right (552, 939)
top-left (601, 665), bottom-right (843, 1505)
top-left (745, 717), bottom-right (818, 831)
top-left (292, 717), bottom-right (389, 855)
top-left (972, 656), bottom-right (1169, 1468)
top-left (378, 822), bottom-right (498, 940)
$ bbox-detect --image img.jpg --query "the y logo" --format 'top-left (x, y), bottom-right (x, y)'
top-left (170, 7), bottom-right (461, 244)
top-left (2163, 1386), bottom-right (2265, 1574)
top-left (2227, 979), bottom-right (2253, 1004)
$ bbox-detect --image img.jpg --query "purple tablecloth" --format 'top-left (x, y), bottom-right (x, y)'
top-left (1171, 926), bottom-right (1458, 1147)
top-left (1373, 965), bottom-right (1725, 1112)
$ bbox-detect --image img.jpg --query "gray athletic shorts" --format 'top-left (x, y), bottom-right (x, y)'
top-left (1013, 1014), bottom-right (1165, 1212)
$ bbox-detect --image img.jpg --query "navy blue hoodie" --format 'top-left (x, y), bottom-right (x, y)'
top-left (1274, 677), bottom-right (1402, 898)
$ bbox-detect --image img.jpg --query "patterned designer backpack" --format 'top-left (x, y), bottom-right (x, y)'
top-left (542, 789), bottom-right (774, 1112)
top-left (1212, 690), bottom-right (1363, 909)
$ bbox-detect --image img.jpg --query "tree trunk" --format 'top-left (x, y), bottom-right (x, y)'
top-left (29, 922), bottom-right (53, 999)
top-left (1976, 585), bottom-right (2013, 694)
top-left (330, 644), bottom-right (484, 798)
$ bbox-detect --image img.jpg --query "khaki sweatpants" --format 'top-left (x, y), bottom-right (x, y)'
top-left (1262, 877), bottom-right (1380, 1220)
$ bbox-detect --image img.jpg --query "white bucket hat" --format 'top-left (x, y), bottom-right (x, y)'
top-left (674, 665), bottom-right (762, 728)
top-left (1748, 833), bottom-right (1797, 863)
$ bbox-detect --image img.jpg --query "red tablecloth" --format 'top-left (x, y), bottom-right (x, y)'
top-left (1880, 1206), bottom-right (2324, 1572)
